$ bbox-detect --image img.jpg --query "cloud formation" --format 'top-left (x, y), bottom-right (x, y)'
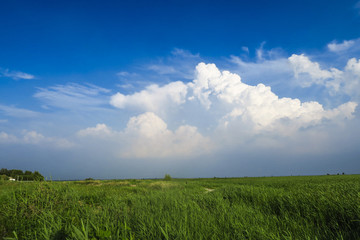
top-left (1, 44), bottom-right (359, 179)
top-left (78, 112), bottom-right (211, 158)
top-left (289, 54), bottom-right (360, 98)
top-left (0, 104), bottom-right (39, 118)
top-left (1, 69), bottom-right (35, 80)
top-left (191, 63), bottom-right (357, 133)
top-left (79, 62), bottom-right (356, 160)
top-left (110, 81), bottom-right (188, 113)
top-left (34, 83), bottom-right (111, 110)
top-left (0, 130), bottom-right (73, 148)
top-left (328, 40), bottom-right (355, 52)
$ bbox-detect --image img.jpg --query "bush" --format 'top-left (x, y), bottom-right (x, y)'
top-left (164, 174), bottom-right (172, 181)
top-left (0, 175), bottom-right (8, 181)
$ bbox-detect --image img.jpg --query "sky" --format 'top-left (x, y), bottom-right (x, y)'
top-left (1, 0), bottom-right (360, 180)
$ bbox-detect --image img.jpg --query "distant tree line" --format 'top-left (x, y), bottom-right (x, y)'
top-left (0, 168), bottom-right (44, 181)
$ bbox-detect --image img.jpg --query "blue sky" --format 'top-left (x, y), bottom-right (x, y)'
top-left (1, 0), bottom-right (360, 179)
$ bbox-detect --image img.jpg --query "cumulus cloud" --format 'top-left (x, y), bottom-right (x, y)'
top-left (77, 123), bottom-right (113, 137)
top-left (288, 54), bottom-right (333, 87)
top-left (122, 112), bottom-right (211, 158)
top-left (109, 62), bottom-right (357, 147)
top-left (110, 81), bottom-right (188, 113)
top-left (78, 112), bottom-right (211, 158)
top-left (188, 63), bottom-right (357, 134)
top-left (289, 54), bottom-right (360, 98)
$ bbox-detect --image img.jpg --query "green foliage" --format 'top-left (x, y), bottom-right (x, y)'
top-left (0, 168), bottom-right (44, 181)
top-left (0, 175), bottom-right (359, 239)
top-left (164, 174), bottom-right (172, 181)
top-left (0, 175), bottom-right (9, 181)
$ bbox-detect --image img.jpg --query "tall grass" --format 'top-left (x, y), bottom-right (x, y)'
top-left (0, 175), bottom-right (359, 239)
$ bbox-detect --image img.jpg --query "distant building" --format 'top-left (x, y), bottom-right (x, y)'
top-left (9, 177), bottom-right (16, 181)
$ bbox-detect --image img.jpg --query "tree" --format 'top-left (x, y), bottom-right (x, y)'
top-left (0, 168), bottom-right (9, 175)
top-left (0, 175), bottom-right (9, 181)
top-left (0, 168), bottom-right (44, 181)
top-left (10, 169), bottom-right (23, 178)
top-left (32, 171), bottom-right (44, 181)
top-left (164, 174), bottom-right (172, 181)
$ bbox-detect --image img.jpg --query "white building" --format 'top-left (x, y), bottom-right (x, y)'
top-left (9, 177), bottom-right (16, 181)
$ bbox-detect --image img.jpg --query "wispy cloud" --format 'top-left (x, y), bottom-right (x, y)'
top-left (355, 1), bottom-right (360, 14)
top-left (142, 48), bottom-right (202, 81)
top-left (0, 130), bottom-right (73, 148)
top-left (34, 83), bottom-right (112, 110)
top-left (0, 104), bottom-right (39, 118)
top-left (1, 68), bottom-right (35, 80)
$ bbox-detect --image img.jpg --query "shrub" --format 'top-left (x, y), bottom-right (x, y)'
top-left (0, 175), bottom-right (8, 181)
top-left (164, 174), bottom-right (172, 181)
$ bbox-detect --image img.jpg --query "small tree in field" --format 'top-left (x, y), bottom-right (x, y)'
top-left (164, 174), bottom-right (172, 181)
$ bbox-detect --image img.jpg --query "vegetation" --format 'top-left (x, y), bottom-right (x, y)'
top-left (0, 175), bottom-right (359, 239)
top-left (163, 174), bottom-right (172, 181)
top-left (0, 174), bottom-right (9, 181)
top-left (0, 168), bottom-right (44, 181)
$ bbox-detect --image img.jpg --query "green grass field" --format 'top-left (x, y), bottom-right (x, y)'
top-left (0, 175), bottom-right (359, 239)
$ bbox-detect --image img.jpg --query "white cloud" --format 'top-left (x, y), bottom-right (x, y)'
top-left (0, 104), bottom-right (39, 118)
top-left (34, 83), bottom-right (111, 110)
top-left (328, 40), bottom-right (355, 52)
top-left (141, 48), bottom-right (201, 81)
top-left (117, 71), bottom-right (138, 77)
top-left (123, 112), bottom-right (212, 158)
top-left (77, 112), bottom-right (212, 158)
top-left (241, 46), bottom-right (249, 53)
top-left (22, 130), bottom-right (74, 148)
top-left (171, 48), bottom-right (200, 58)
top-left (109, 61), bottom-right (357, 151)
top-left (1, 69), bottom-right (35, 80)
top-left (77, 123), bottom-right (113, 137)
top-left (23, 130), bottom-right (46, 144)
top-left (189, 62), bottom-right (357, 134)
top-left (0, 131), bottom-right (17, 143)
top-left (229, 55), bottom-right (292, 84)
top-left (148, 65), bottom-right (177, 75)
top-left (288, 54), bottom-right (333, 87)
top-left (110, 81), bottom-right (188, 113)
top-left (0, 130), bottom-right (73, 148)
top-left (289, 54), bottom-right (360, 98)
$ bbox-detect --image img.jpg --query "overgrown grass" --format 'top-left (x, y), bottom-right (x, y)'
top-left (0, 175), bottom-right (359, 239)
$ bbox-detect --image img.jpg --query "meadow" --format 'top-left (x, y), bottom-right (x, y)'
top-left (0, 175), bottom-right (359, 240)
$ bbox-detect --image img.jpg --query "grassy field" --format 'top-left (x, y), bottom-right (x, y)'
top-left (0, 175), bottom-right (359, 240)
